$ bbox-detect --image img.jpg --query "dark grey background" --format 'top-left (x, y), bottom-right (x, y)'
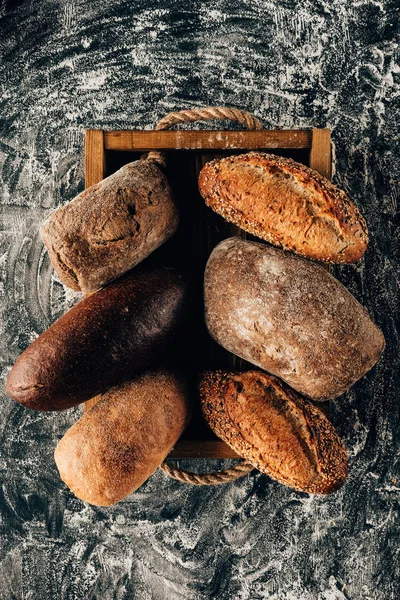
top-left (1, 1), bottom-right (399, 598)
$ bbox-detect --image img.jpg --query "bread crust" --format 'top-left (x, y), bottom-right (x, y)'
top-left (40, 160), bottom-right (178, 292)
top-left (198, 152), bottom-right (368, 263)
top-left (6, 268), bottom-right (189, 410)
top-left (55, 370), bottom-right (192, 506)
top-left (204, 238), bottom-right (384, 401)
top-left (200, 370), bottom-right (348, 494)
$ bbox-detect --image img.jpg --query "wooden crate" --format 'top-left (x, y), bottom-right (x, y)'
top-left (84, 128), bottom-right (332, 458)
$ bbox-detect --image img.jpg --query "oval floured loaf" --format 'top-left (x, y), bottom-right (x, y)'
top-left (198, 152), bottom-right (368, 263)
top-left (55, 370), bottom-right (192, 506)
top-left (41, 159), bottom-right (179, 292)
top-left (200, 370), bottom-right (348, 494)
top-left (204, 237), bottom-right (384, 401)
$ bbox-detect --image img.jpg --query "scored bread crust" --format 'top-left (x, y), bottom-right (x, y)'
top-left (198, 152), bottom-right (368, 263)
top-left (200, 370), bottom-right (348, 494)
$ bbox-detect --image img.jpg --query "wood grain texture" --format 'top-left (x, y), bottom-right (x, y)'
top-left (84, 130), bottom-right (106, 187)
top-left (104, 129), bottom-right (312, 151)
top-left (84, 130), bottom-right (106, 413)
top-left (169, 440), bottom-right (240, 459)
top-left (310, 129), bottom-right (332, 178)
top-left (1, 1), bottom-right (398, 599)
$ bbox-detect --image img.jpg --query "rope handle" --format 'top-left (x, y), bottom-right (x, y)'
top-left (151, 106), bottom-right (263, 485)
top-left (160, 459), bottom-right (254, 485)
top-left (146, 105), bottom-right (263, 168)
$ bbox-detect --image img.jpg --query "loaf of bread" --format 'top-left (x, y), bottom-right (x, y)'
top-left (55, 370), bottom-right (192, 506)
top-left (198, 152), bottom-right (368, 263)
top-left (204, 238), bottom-right (384, 401)
top-left (40, 160), bottom-right (178, 292)
top-left (200, 370), bottom-right (348, 494)
top-left (6, 268), bottom-right (189, 411)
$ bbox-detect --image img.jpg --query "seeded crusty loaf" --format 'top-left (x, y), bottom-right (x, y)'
top-left (198, 152), bottom-right (368, 263)
top-left (41, 159), bottom-right (178, 292)
top-left (204, 238), bottom-right (385, 401)
top-left (6, 268), bottom-right (189, 411)
top-left (200, 370), bottom-right (348, 494)
top-left (55, 370), bottom-right (192, 506)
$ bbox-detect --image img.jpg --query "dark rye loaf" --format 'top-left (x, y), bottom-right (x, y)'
top-left (198, 152), bottom-right (368, 263)
top-left (204, 238), bottom-right (384, 401)
top-left (40, 160), bottom-right (178, 292)
top-left (55, 371), bottom-right (192, 506)
top-left (200, 370), bottom-right (348, 494)
top-left (6, 268), bottom-right (189, 411)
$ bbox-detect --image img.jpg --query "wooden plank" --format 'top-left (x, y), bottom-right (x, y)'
top-left (84, 130), bottom-right (106, 413)
top-left (85, 130), bottom-right (106, 187)
top-left (310, 130), bottom-right (332, 279)
top-left (169, 440), bottom-right (240, 459)
top-left (85, 397), bottom-right (100, 411)
top-left (104, 129), bottom-right (312, 151)
top-left (309, 129), bottom-right (331, 178)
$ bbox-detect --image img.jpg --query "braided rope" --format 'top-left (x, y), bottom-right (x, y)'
top-left (160, 459), bottom-right (254, 485)
top-left (150, 105), bottom-right (263, 485)
top-left (155, 106), bottom-right (263, 131)
top-left (146, 105), bottom-right (263, 167)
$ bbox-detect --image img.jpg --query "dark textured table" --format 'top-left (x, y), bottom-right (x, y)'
top-left (1, 1), bottom-right (399, 599)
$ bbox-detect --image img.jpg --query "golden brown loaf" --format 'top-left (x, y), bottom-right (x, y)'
top-left (41, 159), bottom-right (178, 292)
top-left (200, 370), bottom-right (348, 494)
top-left (54, 370), bottom-right (192, 506)
top-left (204, 238), bottom-right (385, 401)
top-left (198, 152), bottom-right (368, 263)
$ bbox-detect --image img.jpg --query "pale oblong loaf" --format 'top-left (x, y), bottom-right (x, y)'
top-left (200, 370), bottom-right (348, 494)
top-left (55, 370), bottom-right (192, 506)
top-left (204, 238), bottom-right (384, 400)
top-left (6, 268), bottom-right (189, 411)
top-left (198, 152), bottom-right (368, 263)
top-left (40, 160), bottom-right (178, 292)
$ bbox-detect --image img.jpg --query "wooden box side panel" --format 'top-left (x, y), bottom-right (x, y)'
top-left (84, 131), bottom-right (106, 412)
top-left (85, 130), bottom-right (106, 187)
top-left (309, 129), bottom-right (331, 178)
top-left (104, 129), bottom-right (313, 151)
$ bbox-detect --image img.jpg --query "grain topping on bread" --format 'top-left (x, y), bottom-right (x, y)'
top-left (198, 152), bottom-right (368, 263)
top-left (200, 370), bottom-right (348, 494)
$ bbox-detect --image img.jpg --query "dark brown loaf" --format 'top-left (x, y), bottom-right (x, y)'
top-left (55, 370), bottom-right (192, 506)
top-left (40, 160), bottom-right (178, 292)
top-left (204, 237), bottom-right (384, 401)
top-left (200, 370), bottom-right (348, 494)
top-left (198, 152), bottom-right (368, 263)
top-left (6, 268), bottom-right (189, 411)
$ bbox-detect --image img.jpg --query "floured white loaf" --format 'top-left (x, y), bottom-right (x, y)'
top-left (204, 237), bottom-right (385, 401)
